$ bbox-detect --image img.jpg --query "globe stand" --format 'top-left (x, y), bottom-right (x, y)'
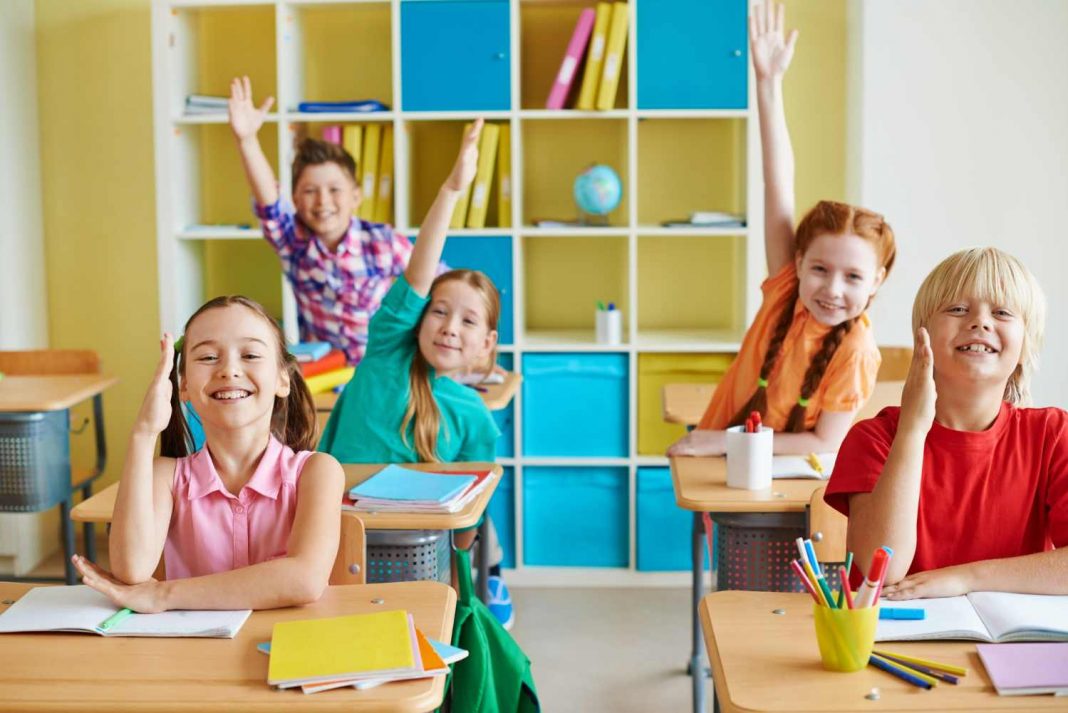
top-left (577, 211), bottom-right (611, 227)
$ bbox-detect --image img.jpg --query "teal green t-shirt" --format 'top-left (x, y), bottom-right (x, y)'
top-left (318, 274), bottom-right (500, 464)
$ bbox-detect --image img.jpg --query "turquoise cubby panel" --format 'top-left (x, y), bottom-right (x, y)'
top-left (636, 467), bottom-right (692, 571)
top-left (441, 235), bottom-right (514, 345)
top-left (523, 466), bottom-right (629, 568)
top-left (521, 353), bottom-right (628, 457)
top-left (486, 466), bottom-right (515, 568)
top-left (636, 0), bottom-right (748, 110)
top-left (400, 0), bottom-right (511, 111)
top-left (492, 353), bottom-right (514, 458)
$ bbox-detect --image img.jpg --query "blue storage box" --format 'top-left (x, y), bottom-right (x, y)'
top-left (523, 467), bottom-right (628, 567)
top-left (636, 467), bottom-right (693, 571)
top-left (521, 353), bottom-right (628, 457)
top-left (441, 235), bottom-right (514, 345)
top-left (486, 466), bottom-right (515, 568)
top-left (492, 353), bottom-right (514, 458)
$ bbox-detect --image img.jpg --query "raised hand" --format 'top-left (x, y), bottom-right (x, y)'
top-left (749, 3), bottom-right (799, 81)
top-left (132, 334), bottom-right (177, 439)
top-left (899, 327), bottom-right (937, 436)
top-left (444, 118), bottom-right (484, 193)
top-left (228, 76), bottom-right (274, 142)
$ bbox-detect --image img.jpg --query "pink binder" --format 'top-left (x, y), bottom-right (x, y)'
top-left (545, 8), bottom-right (596, 110)
top-left (321, 125), bottom-right (342, 145)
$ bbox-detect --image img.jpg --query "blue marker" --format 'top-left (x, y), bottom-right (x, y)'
top-left (880, 607), bottom-right (925, 620)
top-left (607, 302), bottom-right (616, 311)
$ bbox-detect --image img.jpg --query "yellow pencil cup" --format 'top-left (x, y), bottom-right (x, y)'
top-left (812, 604), bottom-right (879, 672)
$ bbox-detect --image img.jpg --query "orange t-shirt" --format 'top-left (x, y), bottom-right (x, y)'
top-left (698, 263), bottom-right (880, 432)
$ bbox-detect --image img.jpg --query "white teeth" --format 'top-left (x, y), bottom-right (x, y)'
top-left (958, 344), bottom-right (994, 353)
top-left (213, 390), bottom-right (250, 400)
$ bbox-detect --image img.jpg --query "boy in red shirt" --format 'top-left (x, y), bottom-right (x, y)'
top-left (826, 247), bottom-right (1068, 598)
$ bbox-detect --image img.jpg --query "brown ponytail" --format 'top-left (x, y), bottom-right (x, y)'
top-left (160, 347), bottom-right (193, 458)
top-left (783, 317), bottom-right (856, 432)
top-left (729, 288), bottom-right (799, 429)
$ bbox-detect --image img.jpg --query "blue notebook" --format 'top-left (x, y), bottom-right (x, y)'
top-left (349, 465), bottom-right (475, 504)
top-left (297, 100), bottom-right (390, 113)
top-left (288, 342), bottom-right (331, 362)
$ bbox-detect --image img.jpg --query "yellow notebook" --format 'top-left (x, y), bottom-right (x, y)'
top-left (576, 2), bottom-right (612, 110)
top-left (465, 122), bottom-right (500, 229)
top-left (374, 124), bottom-right (394, 224)
top-left (358, 123), bottom-right (382, 221)
top-left (304, 366), bottom-right (354, 395)
top-left (268, 610), bottom-right (416, 687)
top-left (497, 123), bottom-right (512, 228)
top-left (449, 123), bottom-right (474, 229)
top-left (342, 124), bottom-right (363, 192)
top-left (595, 2), bottom-right (629, 111)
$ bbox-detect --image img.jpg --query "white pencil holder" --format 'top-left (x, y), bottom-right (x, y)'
top-left (725, 424), bottom-right (773, 490)
top-left (595, 309), bottom-right (623, 345)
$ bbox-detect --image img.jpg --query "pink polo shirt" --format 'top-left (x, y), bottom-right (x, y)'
top-left (163, 436), bottom-right (313, 580)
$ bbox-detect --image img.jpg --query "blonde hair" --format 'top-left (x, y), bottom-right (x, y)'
top-left (400, 270), bottom-right (501, 462)
top-left (912, 247), bottom-right (1046, 405)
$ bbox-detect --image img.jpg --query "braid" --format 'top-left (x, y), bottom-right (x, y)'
top-left (784, 318), bottom-right (856, 432)
top-left (729, 288), bottom-right (800, 427)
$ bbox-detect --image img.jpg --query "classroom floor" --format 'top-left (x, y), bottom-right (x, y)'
top-left (27, 548), bottom-right (712, 711)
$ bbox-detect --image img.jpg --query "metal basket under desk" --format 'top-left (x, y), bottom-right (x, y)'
top-left (365, 529), bottom-right (452, 585)
top-left (713, 512), bottom-right (843, 593)
top-left (0, 410), bottom-right (71, 512)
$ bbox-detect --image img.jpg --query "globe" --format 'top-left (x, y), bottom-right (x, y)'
top-left (573, 164), bottom-right (622, 217)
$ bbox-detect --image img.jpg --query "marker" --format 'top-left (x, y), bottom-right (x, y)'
top-left (749, 411), bottom-right (761, 430)
top-left (839, 565), bottom-right (855, 609)
top-left (607, 302), bottom-right (616, 311)
top-left (97, 607), bottom-right (134, 633)
top-left (596, 301), bottom-right (606, 311)
top-left (873, 547), bottom-right (894, 602)
top-left (879, 607), bottom-right (925, 620)
top-left (803, 538), bottom-right (822, 576)
top-left (855, 548), bottom-right (891, 608)
top-left (790, 559), bottom-right (823, 605)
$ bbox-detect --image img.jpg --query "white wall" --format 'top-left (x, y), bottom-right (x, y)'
top-left (848, 0), bottom-right (1068, 407)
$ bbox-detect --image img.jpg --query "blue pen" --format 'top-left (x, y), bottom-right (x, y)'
top-left (803, 539), bottom-right (822, 576)
top-left (607, 302), bottom-right (616, 311)
top-left (869, 654), bottom-right (933, 689)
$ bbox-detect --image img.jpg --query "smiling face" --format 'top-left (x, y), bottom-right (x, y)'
top-left (292, 162), bottom-right (361, 245)
top-left (179, 304), bottom-right (290, 432)
top-left (416, 278), bottom-right (498, 378)
top-left (926, 295), bottom-right (1025, 395)
top-left (795, 233), bottom-right (887, 326)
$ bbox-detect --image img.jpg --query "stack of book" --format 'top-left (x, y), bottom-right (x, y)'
top-left (448, 121), bottom-right (512, 229)
top-left (289, 342), bottom-right (353, 394)
top-left (184, 94), bottom-right (229, 116)
top-left (266, 609), bottom-right (467, 694)
top-left (545, 2), bottom-right (629, 111)
top-left (320, 122), bottom-right (395, 224)
top-left (343, 465), bottom-right (496, 514)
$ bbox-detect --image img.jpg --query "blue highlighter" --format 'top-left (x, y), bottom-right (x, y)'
top-left (879, 607), bottom-right (926, 620)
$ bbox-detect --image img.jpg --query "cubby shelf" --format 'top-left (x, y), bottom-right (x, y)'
top-left (152, 0), bottom-right (762, 584)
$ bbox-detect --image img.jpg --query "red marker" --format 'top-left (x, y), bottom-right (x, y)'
top-left (855, 548), bottom-right (891, 608)
top-left (749, 410), bottom-right (762, 431)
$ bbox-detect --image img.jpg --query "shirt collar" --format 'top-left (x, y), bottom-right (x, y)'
top-left (186, 436), bottom-right (285, 500)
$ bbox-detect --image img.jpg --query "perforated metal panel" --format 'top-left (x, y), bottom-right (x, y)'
top-left (365, 529), bottom-right (451, 584)
top-left (0, 411), bottom-right (70, 512)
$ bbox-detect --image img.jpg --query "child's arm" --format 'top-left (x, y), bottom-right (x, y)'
top-left (405, 119), bottom-right (483, 297)
top-left (846, 329), bottom-right (935, 583)
top-left (75, 453), bottom-right (345, 612)
top-left (881, 549), bottom-right (1068, 599)
top-left (751, 3), bottom-right (800, 276)
top-left (228, 75), bottom-right (279, 207)
top-left (666, 409), bottom-right (856, 457)
top-left (108, 335), bottom-right (180, 584)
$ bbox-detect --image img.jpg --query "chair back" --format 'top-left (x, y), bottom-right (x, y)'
top-left (876, 346), bottom-right (911, 381)
top-left (0, 350), bottom-right (100, 376)
top-left (330, 511), bottom-right (367, 585)
top-left (807, 485), bottom-right (848, 563)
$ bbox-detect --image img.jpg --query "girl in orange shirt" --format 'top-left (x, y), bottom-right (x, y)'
top-left (669, 3), bottom-right (897, 457)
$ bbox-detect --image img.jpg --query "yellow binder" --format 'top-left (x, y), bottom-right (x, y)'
top-left (342, 125), bottom-right (363, 215)
top-left (358, 123), bottom-right (382, 221)
top-left (576, 2), bottom-right (612, 111)
top-left (374, 124), bottom-right (394, 224)
top-left (595, 2), bottom-right (629, 111)
top-left (465, 122), bottom-right (500, 229)
top-left (497, 122), bottom-right (512, 228)
top-left (449, 122), bottom-right (474, 229)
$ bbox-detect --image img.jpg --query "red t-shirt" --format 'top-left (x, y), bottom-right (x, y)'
top-left (825, 402), bottom-right (1068, 575)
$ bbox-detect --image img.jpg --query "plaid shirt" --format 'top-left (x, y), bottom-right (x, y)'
top-left (255, 199), bottom-right (419, 365)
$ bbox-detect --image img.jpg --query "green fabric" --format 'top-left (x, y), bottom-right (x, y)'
top-left (318, 274), bottom-right (499, 464)
top-left (446, 547), bottom-right (539, 713)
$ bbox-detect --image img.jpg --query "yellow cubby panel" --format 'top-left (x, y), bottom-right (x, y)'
top-left (519, 1), bottom-right (628, 110)
top-left (297, 4), bottom-right (393, 106)
top-left (637, 119), bottom-right (746, 227)
top-left (406, 121), bottom-right (502, 228)
top-left (522, 120), bottom-right (628, 226)
top-left (193, 6), bottom-right (276, 99)
top-left (197, 123), bottom-right (280, 226)
top-left (203, 240), bottom-right (284, 321)
top-left (523, 236), bottom-right (628, 334)
top-left (636, 353), bottom-right (734, 455)
top-left (637, 235), bottom-right (743, 333)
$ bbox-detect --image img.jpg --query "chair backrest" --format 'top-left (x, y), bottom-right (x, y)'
top-left (0, 349), bottom-right (100, 375)
top-left (807, 485), bottom-right (847, 563)
top-left (853, 380), bottom-right (904, 424)
top-left (330, 511), bottom-right (367, 585)
top-left (877, 346), bottom-right (912, 381)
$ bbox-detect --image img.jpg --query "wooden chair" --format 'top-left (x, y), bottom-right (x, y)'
top-left (330, 512), bottom-right (367, 585)
top-left (877, 346), bottom-right (912, 381)
top-left (806, 485), bottom-right (847, 565)
top-left (0, 350), bottom-right (108, 579)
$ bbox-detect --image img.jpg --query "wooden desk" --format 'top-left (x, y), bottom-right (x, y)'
top-left (700, 591), bottom-right (1061, 712)
top-left (0, 580), bottom-right (456, 712)
top-left (312, 370), bottom-right (522, 414)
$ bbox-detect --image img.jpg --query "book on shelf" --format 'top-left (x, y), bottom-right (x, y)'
top-left (343, 465), bottom-right (496, 514)
top-left (358, 123), bottom-right (382, 221)
top-left (321, 124), bottom-right (342, 145)
top-left (298, 348), bottom-right (346, 379)
top-left (466, 122), bottom-right (500, 229)
top-left (449, 123), bottom-right (476, 230)
top-left (595, 2), bottom-right (629, 111)
top-left (342, 125), bottom-right (363, 188)
top-left (497, 123), bottom-right (512, 228)
top-left (0, 586), bottom-right (250, 639)
top-left (575, 2), bottom-right (612, 110)
top-left (875, 592), bottom-right (1068, 643)
top-left (660, 212), bottom-right (747, 229)
top-left (545, 8), bottom-right (596, 110)
top-left (296, 99), bottom-right (389, 113)
top-left (184, 94), bottom-right (228, 115)
top-left (288, 341), bottom-right (331, 362)
top-left (977, 642), bottom-right (1068, 696)
top-left (374, 124), bottom-right (394, 224)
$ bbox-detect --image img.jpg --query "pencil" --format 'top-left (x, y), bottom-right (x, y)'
top-left (838, 565), bottom-right (855, 609)
top-left (801, 559), bottom-right (831, 607)
top-left (871, 649), bottom-right (967, 677)
top-left (873, 653), bottom-right (960, 684)
top-left (868, 654), bottom-right (935, 689)
top-left (790, 559), bottom-right (823, 605)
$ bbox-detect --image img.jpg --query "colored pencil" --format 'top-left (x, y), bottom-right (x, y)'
top-left (838, 565), bottom-right (855, 609)
top-left (871, 649), bottom-right (967, 677)
top-left (801, 559), bottom-right (830, 607)
top-left (868, 654), bottom-right (934, 689)
top-left (873, 653), bottom-right (959, 684)
top-left (790, 559), bottom-right (823, 605)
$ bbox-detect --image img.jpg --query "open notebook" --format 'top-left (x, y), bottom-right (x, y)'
top-left (875, 592), bottom-right (1068, 643)
top-left (772, 453), bottom-right (836, 479)
top-left (0, 585), bottom-right (250, 638)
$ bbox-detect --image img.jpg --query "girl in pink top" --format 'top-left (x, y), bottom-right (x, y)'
top-left (71, 296), bottom-right (345, 612)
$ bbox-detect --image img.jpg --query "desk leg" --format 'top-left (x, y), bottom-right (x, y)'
top-left (476, 518), bottom-right (490, 604)
top-left (690, 511), bottom-right (707, 713)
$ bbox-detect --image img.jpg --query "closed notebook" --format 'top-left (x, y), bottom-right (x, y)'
top-left (298, 349), bottom-right (346, 378)
top-left (772, 453), bottom-right (836, 479)
top-left (301, 627), bottom-right (455, 694)
top-left (0, 585), bottom-right (250, 638)
top-left (545, 8), bottom-right (595, 110)
top-left (349, 464), bottom-right (476, 504)
top-left (288, 341), bottom-right (331, 362)
top-left (977, 642), bottom-right (1068, 696)
top-left (876, 592), bottom-right (1068, 643)
top-left (343, 468), bottom-right (495, 514)
top-left (575, 2), bottom-right (612, 110)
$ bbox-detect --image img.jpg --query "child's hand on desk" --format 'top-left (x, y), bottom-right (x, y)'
top-left (132, 334), bottom-right (177, 439)
top-left (899, 327), bottom-right (937, 436)
top-left (667, 429), bottom-right (727, 457)
top-left (881, 563), bottom-right (975, 600)
top-left (72, 555), bottom-right (166, 614)
top-left (443, 118), bottom-right (483, 193)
